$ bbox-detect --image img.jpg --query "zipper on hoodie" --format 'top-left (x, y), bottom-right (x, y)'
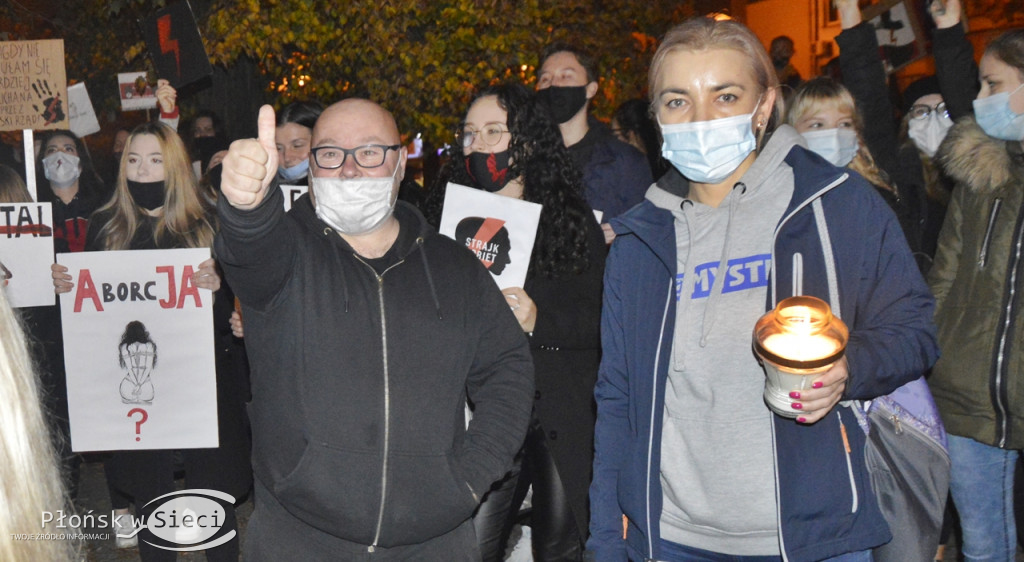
top-left (993, 200), bottom-right (1024, 448)
top-left (979, 198), bottom-right (1003, 269)
top-left (352, 256), bottom-right (406, 552)
top-left (837, 411), bottom-right (858, 513)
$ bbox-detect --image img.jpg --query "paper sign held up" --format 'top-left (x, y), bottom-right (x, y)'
top-left (118, 72), bottom-right (158, 111)
top-left (140, 1), bottom-right (214, 89)
top-left (68, 83), bottom-right (101, 138)
top-left (439, 183), bottom-right (541, 290)
top-left (0, 39), bottom-right (68, 131)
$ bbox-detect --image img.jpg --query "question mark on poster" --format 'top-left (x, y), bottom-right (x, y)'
top-left (127, 408), bottom-right (148, 442)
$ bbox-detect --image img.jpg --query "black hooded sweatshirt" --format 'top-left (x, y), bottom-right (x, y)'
top-left (215, 186), bottom-right (534, 548)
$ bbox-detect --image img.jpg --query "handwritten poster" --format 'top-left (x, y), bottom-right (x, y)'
top-left (280, 184), bottom-right (308, 213)
top-left (0, 39), bottom-right (68, 131)
top-left (439, 182), bottom-right (541, 290)
top-left (118, 71), bottom-right (158, 111)
top-left (0, 203), bottom-right (55, 308)
top-left (58, 248), bottom-right (218, 452)
top-left (68, 82), bottom-right (101, 138)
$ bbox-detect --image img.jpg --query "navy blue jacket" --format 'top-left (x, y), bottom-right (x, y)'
top-left (571, 125), bottom-right (653, 221)
top-left (588, 146), bottom-right (939, 561)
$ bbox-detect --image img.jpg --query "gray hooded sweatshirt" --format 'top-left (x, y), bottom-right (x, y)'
top-left (653, 125), bottom-right (802, 555)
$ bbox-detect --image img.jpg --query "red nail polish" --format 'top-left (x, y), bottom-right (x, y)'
top-left (792, 402), bottom-right (803, 410)
top-left (812, 381), bottom-right (823, 389)
top-left (797, 417), bottom-right (807, 423)
top-left (789, 391), bottom-right (800, 399)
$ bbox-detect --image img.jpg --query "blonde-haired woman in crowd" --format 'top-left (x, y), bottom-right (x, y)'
top-left (0, 164), bottom-right (32, 203)
top-left (52, 120), bottom-right (251, 562)
top-left (89, 120), bottom-right (215, 251)
top-left (785, 78), bottom-right (919, 250)
top-left (0, 287), bottom-right (77, 561)
top-left (588, 15), bottom-right (938, 561)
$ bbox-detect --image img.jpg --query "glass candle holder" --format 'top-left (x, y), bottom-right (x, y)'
top-left (753, 296), bottom-right (849, 418)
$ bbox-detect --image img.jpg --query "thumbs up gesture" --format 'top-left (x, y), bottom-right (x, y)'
top-left (221, 105), bottom-right (279, 209)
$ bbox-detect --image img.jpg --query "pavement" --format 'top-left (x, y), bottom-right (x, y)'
top-left (68, 454), bottom-right (1024, 561)
top-left (72, 457), bottom-right (253, 561)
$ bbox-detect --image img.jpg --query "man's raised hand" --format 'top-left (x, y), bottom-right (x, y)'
top-left (221, 105), bottom-right (279, 209)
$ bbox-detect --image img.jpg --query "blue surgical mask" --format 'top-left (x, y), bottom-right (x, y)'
top-left (278, 158), bottom-right (310, 182)
top-left (660, 110), bottom-right (758, 185)
top-left (801, 128), bottom-right (859, 167)
top-left (973, 83), bottom-right (1024, 141)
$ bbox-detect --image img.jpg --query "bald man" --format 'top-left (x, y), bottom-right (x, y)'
top-left (216, 100), bottom-right (534, 560)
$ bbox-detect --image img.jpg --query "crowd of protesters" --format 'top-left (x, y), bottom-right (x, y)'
top-left (4, 0), bottom-right (1024, 560)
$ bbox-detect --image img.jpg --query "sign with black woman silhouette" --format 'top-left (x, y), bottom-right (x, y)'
top-left (57, 248), bottom-right (217, 451)
top-left (438, 182), bottom-right (540, 289)
top-left (0, 39), bottom-right (68, 131)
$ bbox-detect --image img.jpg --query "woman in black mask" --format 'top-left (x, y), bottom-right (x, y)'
top-left (53, 120), bottom-right (252, 562)
top-left (425, 82), bottom-right (605, 561)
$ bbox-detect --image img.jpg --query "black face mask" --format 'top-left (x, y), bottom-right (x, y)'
top-left (536, 85), bottom-right (588, 124)
top-left (465, 151), bottom-right (512, 193)
top-left (126, 180), bottom-right (166, 211)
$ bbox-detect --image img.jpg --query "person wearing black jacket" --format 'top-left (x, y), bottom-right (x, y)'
top-left (216, 99), bottom-right (534, 560)
top-left (426, 82), bottom-right (605, 561)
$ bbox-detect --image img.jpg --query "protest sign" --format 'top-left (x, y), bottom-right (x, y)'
top-left (118, 72), bottom-right (158, 111)
top-left (0, 202), bottom-right (54, 308)
top-left (439, 182), bottom-right (541, 290)
top-left (280, 184), bottom-right (308, 213)
top-left (68, 82), bottom-right (101, 138)
top-left (140, 1), bottom-right (214, 89)
top-left (58, 248), bottom-right (218, 451)
top-left (0, 39), bottom-right (68, 131)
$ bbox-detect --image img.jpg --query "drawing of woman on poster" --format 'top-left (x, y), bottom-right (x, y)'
top-left (117, 320), bottom-right (156, 404)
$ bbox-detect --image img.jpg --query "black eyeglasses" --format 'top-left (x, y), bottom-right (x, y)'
top-left (310, 144), bottom-right (400, 169)
top-left (908, 102), bottom-right (949, 121)
top-left (456, 123), bottom-right (510, 149)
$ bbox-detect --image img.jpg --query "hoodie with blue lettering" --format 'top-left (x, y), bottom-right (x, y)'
top-left (588, 124), bottom-right (939, 561)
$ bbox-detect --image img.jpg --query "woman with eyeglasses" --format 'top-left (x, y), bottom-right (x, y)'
top-left (424, 82), bottom-right (605, 561)
top-left (834, 0), bottom-right (977, 268)
top-left (926, 25), bottom-right (1024, 561)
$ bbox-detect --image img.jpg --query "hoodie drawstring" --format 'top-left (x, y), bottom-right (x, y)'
top-left (325, 227), bottom-right (351, 312)
top-left (416, 237), bottom-right (443, 320)
top-left (699, 182), bottom-right (746, 347)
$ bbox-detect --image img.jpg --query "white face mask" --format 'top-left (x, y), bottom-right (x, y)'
top-left (42, 151), bottom-right (82, 189)
top-left (659, 109), bottom-right (758, 185)
top-left (907, 112), bottom-right (953, 157)
top-left (801, 128), bottom-right (859, 167)
top-left (312, 164), bottom-right (399, 235)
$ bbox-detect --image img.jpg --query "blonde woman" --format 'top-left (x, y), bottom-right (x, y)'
top-left (52, 121), bottom-right (251, 562)
top-left (0, 287), bottom-right (77, 561)
top-left (0, 164), bottom-right (32, 203)
top-left (588, 16), bottom-right (938, 561)
top-left (783, 78), bottom-right (924, 257)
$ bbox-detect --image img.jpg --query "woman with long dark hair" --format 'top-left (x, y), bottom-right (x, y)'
top-left (425, 82), bottom-right (605, 561)
top-left (35, 129), bottom-right (108, 252)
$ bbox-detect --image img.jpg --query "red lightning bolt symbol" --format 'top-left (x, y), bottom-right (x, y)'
top-left (158, 14), bottom-right (181, 79)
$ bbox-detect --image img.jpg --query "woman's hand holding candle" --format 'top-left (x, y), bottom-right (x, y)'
top-left (788, 356), bottom-right (848, 424)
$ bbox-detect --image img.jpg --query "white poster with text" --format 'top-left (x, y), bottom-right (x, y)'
top-left (0, 202), bottom-right (55, 308)
top-left (58, 248), bottom-right (218, 451)
top-left (439, 182), bottom-right (541, 290)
